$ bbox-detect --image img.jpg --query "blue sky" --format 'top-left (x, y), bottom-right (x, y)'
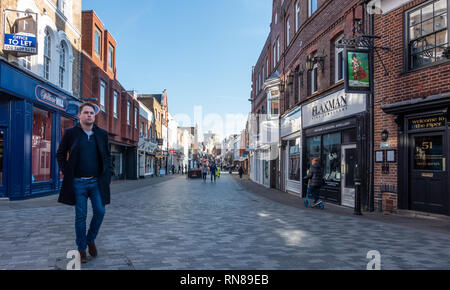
top-left (83, 0), bottom-right (272, 139)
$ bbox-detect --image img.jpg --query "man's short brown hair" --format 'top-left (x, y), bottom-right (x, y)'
top-left (78, 103), bottom-right (96, 114)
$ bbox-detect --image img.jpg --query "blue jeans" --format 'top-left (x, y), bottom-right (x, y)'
top-left (308, 187), bottom-right (321, 203)
top-left (73, 178), bottom-right (105, 251)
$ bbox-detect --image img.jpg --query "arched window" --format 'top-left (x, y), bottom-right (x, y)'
top-left (44, 28), bottom-right (51, 80)
top-left (59, 41), bottom-right (66, 88)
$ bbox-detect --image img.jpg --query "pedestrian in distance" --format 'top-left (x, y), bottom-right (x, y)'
top-left (238, 166), bottom-right (244, 179)
top-left (178, 165), bottom-right (181, 174)
top-left (172, 164), bottom-right (175, 175)
top-left (210, 163), bottom-right (217, 183)
top-left (56, 103), bottom-right (113, 264)
top-left (216, 166), bottom-right (221, 179)
top-left (303, 158), bottom-right (324, 207)
top-left (202, 163), bottom-right (208, 183)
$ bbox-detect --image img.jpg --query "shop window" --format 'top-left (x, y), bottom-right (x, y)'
top-left (322, 133), bottom-right (341, 182)
top-left (407, 0), bottom-right (448, 70)
top-left (32, 107), bottom-right (52, 183)
top-left (306, 136), bottom-right (321, 174)
top-left (289, 138), bottom-right (301, 181)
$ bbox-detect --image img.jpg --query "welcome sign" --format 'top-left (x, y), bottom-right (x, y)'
top-left (302, 89), bottom-right (366, 128)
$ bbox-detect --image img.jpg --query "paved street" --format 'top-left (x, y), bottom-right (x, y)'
top-left (0, 173), bottom-right (449, 270)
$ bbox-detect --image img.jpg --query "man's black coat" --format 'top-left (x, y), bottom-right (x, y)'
top-left (56, 123), bottom-right (113, 206)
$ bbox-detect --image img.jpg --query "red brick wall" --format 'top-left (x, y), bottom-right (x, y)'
top-left (373, 0), bottom-right (450, 210)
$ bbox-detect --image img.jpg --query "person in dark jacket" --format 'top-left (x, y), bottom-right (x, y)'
top-left (238, 166), bottom-right (244, 179)
top-left (303, 158), bottom-right (324, 206)
top-left (210, 163), bottom-right (217, 183)
top-left (56, 103), bottom-right (113, 264)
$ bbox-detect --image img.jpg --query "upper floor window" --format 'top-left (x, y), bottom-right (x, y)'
top-left (273, 43), bottom-right (277, 69)
top-left (113, 91), bottom-right (118, 118)
top-left (335, 35), bottom-right (345, 82)
top-left (59, 41), bottom-right (66, 88)
top-left (108, 43), bottom-right (114, 70)
top-left (100, 80), bottom-right (106, 112)
top-left (295, 1), bottom-right (301, 32)
top-left (286, 17), bottom-right (291, 47)
top-left (44, 28), bottom-right (51, 80)
top-left (21, 56), bottom-right (32, 70)
top-left (94, 26), bottom-right (102, 59)
top-left (407, 0), bottom-right (448, 70)
top-left (135, 108), bottom-right (138, 129)
top-left (277, 37), bottom-right (280, 63)
top-left (309, 0), bottom-right (318, 17)
top-left (275, 12), bottom-right (278, 25)
top-left (127, 102), bottom-right (131, 125)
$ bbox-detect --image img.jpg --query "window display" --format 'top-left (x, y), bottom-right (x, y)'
top-left (32, 107), bottom-right (52, 182)
top-left (322, 133), bottom-right (341, 182)
top-left (288, 138), bottom-right (301, 181)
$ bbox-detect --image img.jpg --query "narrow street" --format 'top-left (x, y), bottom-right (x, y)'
top-left (0, 173), bottom-right (449, 270)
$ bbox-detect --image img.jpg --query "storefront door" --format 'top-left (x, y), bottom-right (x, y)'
top-left (341, 144), bottom-right (357, 207)
top-left (410, 132), bottom-right (448, 215)
top-left (0, 128), bottom-right (6, 197)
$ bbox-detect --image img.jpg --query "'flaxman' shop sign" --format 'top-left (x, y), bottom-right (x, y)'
top-left (302, 89), bottom-right (366, 129)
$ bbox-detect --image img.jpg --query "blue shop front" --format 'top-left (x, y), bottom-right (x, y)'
top-left (0, 59), bottom-right (80, 200)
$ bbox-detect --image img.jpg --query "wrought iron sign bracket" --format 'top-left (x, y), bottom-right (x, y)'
top-left (337, 34), bottom-right (391, 77)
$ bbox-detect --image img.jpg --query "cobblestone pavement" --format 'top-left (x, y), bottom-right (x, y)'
top-left (0, 173), bottom-right (449, 270)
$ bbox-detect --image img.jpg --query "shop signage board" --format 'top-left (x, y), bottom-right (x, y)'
top-left (408, 115), bottom-right (446, 130)
top-left (3, 10), bottom-right (38, 56)
top-left (302, 89), bottom-right (366, 129)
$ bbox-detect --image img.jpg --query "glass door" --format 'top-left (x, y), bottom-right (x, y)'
top-left (341, 144), bottom-right (357, 207)
top-left (0, 129), bottom-right (6, 197)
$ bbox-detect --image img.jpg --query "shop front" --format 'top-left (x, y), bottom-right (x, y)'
top-left (382, 94), bottom-right (450, 216)
top-left (0, 59), bottom-right (80, 200)
top-left (280, 106), bottom-right (302, 195)
top-left (138, 137), bottom-right (157, 178)
top-left (302, 88), bottom-right (368, 207)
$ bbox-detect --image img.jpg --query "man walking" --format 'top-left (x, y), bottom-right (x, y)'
top-left (57, 103), bottom-right (113, 264)
top-left (210, 163), bottom-right (217, 183)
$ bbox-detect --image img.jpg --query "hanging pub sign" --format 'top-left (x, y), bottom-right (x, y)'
top-left (345, 49), bottom-right (373, 94)
top-left (3, 10), bottom-right (38, 56)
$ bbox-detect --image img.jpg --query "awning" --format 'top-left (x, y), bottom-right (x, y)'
top-left (382, 92), bottom-right (450, 115)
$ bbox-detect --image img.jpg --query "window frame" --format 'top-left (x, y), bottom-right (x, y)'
top-left (108, 43), bottom-right (114, 70)
top-left (286, 16), bottom-right (291, 47)
top-left (113, 91), bottom-right (118, 119)
top-left (405, 0), bottom-right (449, 71)
top-left (309, 0), bottom-right (318, 17)
top-left (43, 29), bottom-right (51, 80)
top-left (335, 35), bottom-right (345, 83)
top-left (295, 1), bottom-right (301, 32)
top-left (59, 41), bottom-right (66, 88)
top-left (94, 26), bottom-right (102, 59)
top-left (100, 80), bottom-right (106, 112)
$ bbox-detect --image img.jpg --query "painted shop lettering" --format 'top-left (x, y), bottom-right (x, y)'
top-left (312, 95), bottom-right (348, 117)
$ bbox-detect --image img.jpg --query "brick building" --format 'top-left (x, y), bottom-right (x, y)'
top-left (81, 10), bottom-right (139, 180)
top-left (374, 0), bottom-right (450, 216)
top-left (250, 0), bottom-right (376, 210)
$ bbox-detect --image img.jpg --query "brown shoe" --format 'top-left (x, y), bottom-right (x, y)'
top-left (79, 250), bottom-right (87, 264)
top-left (87, 242), bottom-right (98, 258)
